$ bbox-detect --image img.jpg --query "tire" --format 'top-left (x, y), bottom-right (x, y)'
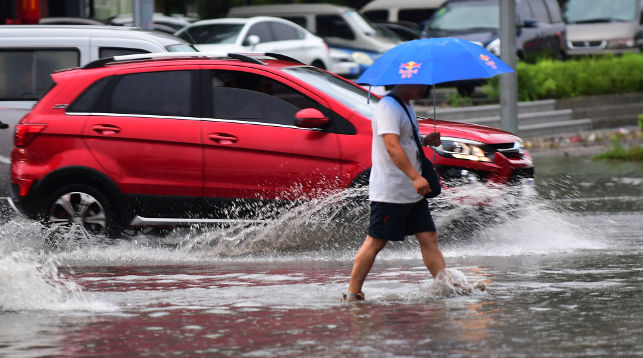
top-left (40, 183), bottom-right (118, 241)
top-left (311, 60), bottom-right (326, 70)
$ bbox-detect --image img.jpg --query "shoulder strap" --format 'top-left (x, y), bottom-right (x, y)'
top-left (386, 93), bottom-right (424, 155)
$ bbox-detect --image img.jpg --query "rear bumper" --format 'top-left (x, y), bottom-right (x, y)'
top-left (8, 180), bottom-right (37, 218)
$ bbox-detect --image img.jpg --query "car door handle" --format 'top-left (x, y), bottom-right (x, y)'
top-left (208, 133), bottom-right (238, 144)
top-left (91, 124), bottom-right (121, 135)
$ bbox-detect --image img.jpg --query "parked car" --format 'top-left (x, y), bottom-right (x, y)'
top-left (421, 0), bottom-right (566, 94)
top-left (174, 16), bottom-right (332, 72)
top-left (361, 0), bottom-right (446, 28)
top-left (563, 0), bottom-right (643, 56)
top-left (227, 4), bottom-right (402, 73)
top-left (0, 25), bottom-right (197, 196)
top-left (9, 52), bottom-right (534, 238)
top-left (423, 0), bottom-right (566, 61)
top-left (108, 13), bottom-right (197, 34)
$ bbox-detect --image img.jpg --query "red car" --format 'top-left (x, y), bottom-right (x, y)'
top-left (10, 52), bottom-right (533, 237)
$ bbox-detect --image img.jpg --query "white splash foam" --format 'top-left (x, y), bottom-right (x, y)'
top-left (0, 252), bottom-right (117, 312)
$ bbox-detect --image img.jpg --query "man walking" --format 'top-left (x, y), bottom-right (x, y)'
top-left (343, 84), bottom-right (446, 301)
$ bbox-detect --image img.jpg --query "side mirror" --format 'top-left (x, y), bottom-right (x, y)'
top-left (295, 108), bottom-right (329, 129)
top-left (243, 35), bottom-right (260, 49)
top-left (521, 18), bottom-right (538, 28)
top-left (0, 121), bottom-right (8, 129)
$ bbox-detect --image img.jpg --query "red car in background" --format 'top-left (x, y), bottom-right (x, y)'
top-left (10, 52), bottom-right (533, 238)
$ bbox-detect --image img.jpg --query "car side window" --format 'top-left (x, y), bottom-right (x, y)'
top-left (246, 22), bottom-right (275, 43)
top-left (316, 15), bottom-right (355, 40)
top-left (529, 0), bottom-right (551, 23)
top-left (518, 1), bottom-right (535, 21)
top-left (399, 9), bottom-right (437, 25)
top-left (99, 47), bottom-right (150, 58)
top-left (0, 49), bottom-right (78, 100)
top-left (283, 16), bottom-right (308, 28)
top-left (363, 10), bottom-right (388, 22)
top-left (108, 70), bottom-right (193, 117)
top-left (543, 0), bottom-right (563, 22)
top-left (67, 76), bottom-right (113, 113)
top-left (210, 70), bottom-right (318, 126)
top-left (270, 21), bottom-right (303, 41)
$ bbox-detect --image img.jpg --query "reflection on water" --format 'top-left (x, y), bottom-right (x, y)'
top-left (0, 154), bottom-right (641, 357)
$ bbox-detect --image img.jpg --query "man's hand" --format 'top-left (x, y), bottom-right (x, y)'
top-left (423, 132), bottom-right (441, 147)
top-left (413, 176), bottom-right (431, 195)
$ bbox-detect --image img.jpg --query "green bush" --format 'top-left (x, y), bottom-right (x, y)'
top-left (487, 54), bottom-right (643, 102)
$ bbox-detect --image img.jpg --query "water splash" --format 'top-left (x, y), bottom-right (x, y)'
top-left (0, 181), bottom-right (604, 264)
top-left (0, 251), bottom-right (116, 312)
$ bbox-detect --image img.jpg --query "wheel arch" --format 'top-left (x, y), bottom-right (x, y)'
top-left (31, 166), bottom-right (130, 225)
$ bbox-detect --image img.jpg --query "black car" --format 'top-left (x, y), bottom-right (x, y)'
top-left (422, 0), bottom-right (566, 94)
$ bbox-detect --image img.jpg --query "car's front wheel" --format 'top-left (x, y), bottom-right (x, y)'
top-left (40, 184), bottom-right (118, 241)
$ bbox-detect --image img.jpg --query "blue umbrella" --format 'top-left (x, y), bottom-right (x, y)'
top-left (357, 37), bottom-right (514, 139)
top-left (357, 37), bottom-right (513, 86)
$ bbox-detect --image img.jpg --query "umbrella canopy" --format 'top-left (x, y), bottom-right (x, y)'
top-left (357, 37), bottom-right (513, 86)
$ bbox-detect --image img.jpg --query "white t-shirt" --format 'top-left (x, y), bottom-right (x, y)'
top-left (369, 96), bottom-right (423, 203)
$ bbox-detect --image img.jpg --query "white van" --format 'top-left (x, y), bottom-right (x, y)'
top-left (228, 4), bottom-right (401, 73)
top-left (0, 25), bottom-right (196, 192)
top-left (564, 0), bottom-right (643, 55)
top-left (360, 0), bottom-right (446, 26)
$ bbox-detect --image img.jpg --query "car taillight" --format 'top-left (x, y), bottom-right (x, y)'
top-left (15, 123), bottom-right (47, 147)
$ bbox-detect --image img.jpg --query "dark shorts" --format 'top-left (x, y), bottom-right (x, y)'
top-left (368, 199), bottom-right (436, 241)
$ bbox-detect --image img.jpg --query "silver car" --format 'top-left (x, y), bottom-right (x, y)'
top-left (564, 0), bottom-right (643, 55)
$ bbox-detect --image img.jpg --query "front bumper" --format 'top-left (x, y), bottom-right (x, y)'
top-left (433, 150), bottom-right (534, 186)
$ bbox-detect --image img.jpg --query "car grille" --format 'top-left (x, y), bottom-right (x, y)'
top-left (570, 40), bottom-right (605, 49)
top-left (486, 142), bottom-right (524, 159)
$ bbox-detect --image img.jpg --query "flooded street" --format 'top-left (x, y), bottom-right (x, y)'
top-left (1, 153), bottom-right (642, 357)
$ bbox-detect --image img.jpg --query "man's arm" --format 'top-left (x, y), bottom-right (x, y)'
top-left (382, 133), bottom-right (431, 195)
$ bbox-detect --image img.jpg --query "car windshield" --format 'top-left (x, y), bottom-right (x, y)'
top-left (344, 10), bottom-right (399, 41)
top-left (184, 24), bottom-right (244, 44)
top-left (281, 66), bottom-right (379, 118)
top-left (428, 4), bottom-right (499, 31)
top-left (564, 0), bottom-right (638, 23)
top-left (166, 44), bottom-right (198, 52)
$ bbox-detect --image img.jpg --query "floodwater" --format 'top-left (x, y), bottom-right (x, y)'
top-left (1, 153), bottom-right (641, 357)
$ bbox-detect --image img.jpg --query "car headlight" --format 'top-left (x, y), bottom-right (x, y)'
top-left (486, 38), bottom-right (501, 56)
top-left (606, 38), bottom-right (634, 49)
top-left (351, 51), bottom-right (374, 66)
top-left (432, 137), bottom-right (492, 162)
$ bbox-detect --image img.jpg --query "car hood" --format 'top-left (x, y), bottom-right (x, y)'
top-left (566, 22), bottom-right (637, 41)
top-left (419, 119), bottom-right (521, 144)
top-left (424, 29), bottom-right (497, 47)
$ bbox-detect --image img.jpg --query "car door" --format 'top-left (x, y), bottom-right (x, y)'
top-left (81, 68), bottom-right (203, 199)
top-left (201, 67), bottom-right (342, 203)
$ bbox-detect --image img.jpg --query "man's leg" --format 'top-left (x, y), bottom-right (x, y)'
top-left (348, 235), bottom-right (388, 295)
top-left (416, 231), bottom-right (446, 277)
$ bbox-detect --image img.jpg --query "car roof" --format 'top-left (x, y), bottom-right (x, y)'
top-left (186, 16), bottom-right (296, 27)
top-left (228, 4), bottom-right (353, 16)
top-left (361, 0), bottom-right (445, 11)
top-left (0, 25), bottom-right (189, 45)
top-left (77, 52), bottom-right (306, 71)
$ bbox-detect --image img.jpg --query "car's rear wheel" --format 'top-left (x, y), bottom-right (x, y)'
top-left (40, 184), bottom-right (118, 241)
